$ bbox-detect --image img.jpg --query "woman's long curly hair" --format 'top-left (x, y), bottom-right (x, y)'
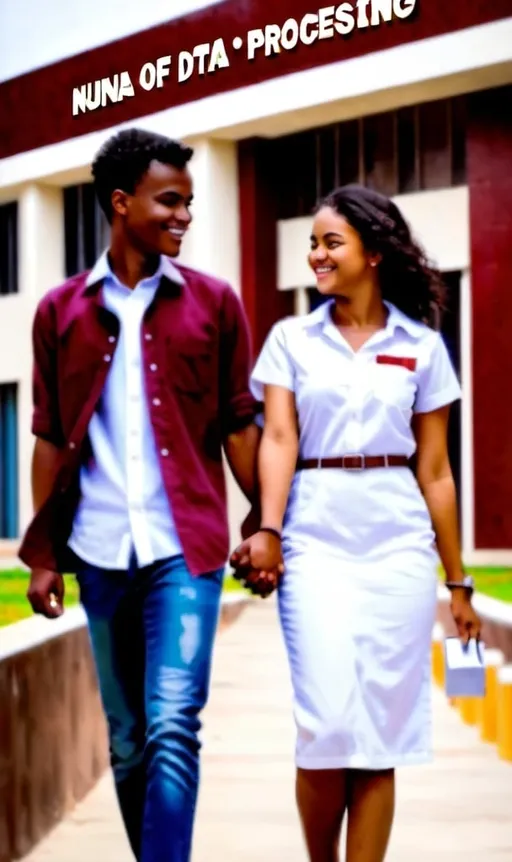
top-left (317, 184), bottom-right (446, 324)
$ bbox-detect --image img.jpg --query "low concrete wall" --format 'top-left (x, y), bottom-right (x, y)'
top-left (0, 609), bottom-right (109, 862)
top-left (0, 594), bottom-right (250, 862)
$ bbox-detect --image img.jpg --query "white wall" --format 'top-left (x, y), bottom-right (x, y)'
top-left (179, 139), bottom-right (241, 290)
top-left (0, 185), bottom-right (66, 537)
top-left (0, 0), bottom-right (222, 83)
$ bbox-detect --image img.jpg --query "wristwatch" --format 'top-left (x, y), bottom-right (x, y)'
top-left (445, 575), bottom-right (474, 596)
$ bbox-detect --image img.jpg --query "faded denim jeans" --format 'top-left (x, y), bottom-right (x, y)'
top-left (73, 553), bottom-right (223, 862)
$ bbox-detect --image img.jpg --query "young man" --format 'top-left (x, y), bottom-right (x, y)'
top-left (19, 128), bottom-right (261, 862)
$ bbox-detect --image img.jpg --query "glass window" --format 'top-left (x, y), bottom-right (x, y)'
top-left (337, 119), bottom-right (360, 188)
top-left (0, 383), bottom-right (18, 539)
top-left (64, 184), bottom-right (109, 277)
top-left (0, 202), bottom-right (18, 295)
top-left (316, 126), bottom-right (336, 198)
top-left (273, 97), bottom-right (464, 220)
top-left (363, 112), bottom-right (397, 196)
top-left (451, 97), bottom-right (467, 186)
top-left (397, 106), bottom-right (419, 193)
top-left (419, 100), bottom-right (452, 190)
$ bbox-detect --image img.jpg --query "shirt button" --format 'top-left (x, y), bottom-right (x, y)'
top-left (68, 442), bottom-right (76, 450)
top-left (108, 335), bottom-right (116, 343)
top-left (160, 448), bottom-right (169, 457)
top-left (104, 354), bottom-right (112, 363)
top-left (152, 397), bottom-right (161, 407)
top-left (150, 363), bottom-right (158, 372)
top-left (144, 333), bottom-right (153, 341)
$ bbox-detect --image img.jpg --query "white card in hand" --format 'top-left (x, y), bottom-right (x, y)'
top-left (444, 637), bottom-right (485, 698)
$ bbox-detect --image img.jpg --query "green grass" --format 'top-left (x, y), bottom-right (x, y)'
top-left (0, 568), bottom-right (244, 628)
top-left (2, 566), bottom-right (508, 628)
top-left (439, 566), bottom-right (512, 603)
top-left (0, 569), bottom-right (80, 627)
top-left (223, 573), bottom-right (245, 593)
top-left (464, 567), bottom-right (512, 603)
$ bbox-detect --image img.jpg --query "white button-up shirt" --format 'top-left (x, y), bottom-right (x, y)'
top-left (250, 300), bottom-right (462, 564)
top-left (69, 252), bottom-right (184, 569)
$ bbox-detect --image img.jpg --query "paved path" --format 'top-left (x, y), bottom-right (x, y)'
top-left (25, 599), bottom-right (512, 861)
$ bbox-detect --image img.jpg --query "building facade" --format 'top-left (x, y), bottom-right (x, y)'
top-left (0, 0), bottom-right (511, 562)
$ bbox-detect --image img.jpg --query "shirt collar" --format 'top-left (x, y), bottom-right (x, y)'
top-left (303, 298), bottom-right (424, 340)
top-left (85, 250), bottom-right (186, 289)
top-left (383, 301), bottom-right (425, 340)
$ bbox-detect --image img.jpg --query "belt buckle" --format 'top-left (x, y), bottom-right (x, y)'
top-left (342, 453), bottom-right (365, 471)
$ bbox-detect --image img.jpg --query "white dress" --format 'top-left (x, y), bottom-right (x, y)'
top-left (250, 300), bottom-right (461, 770)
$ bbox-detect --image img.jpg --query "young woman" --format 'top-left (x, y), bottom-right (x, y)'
top-left (232, 185), bottom-right (481, 862)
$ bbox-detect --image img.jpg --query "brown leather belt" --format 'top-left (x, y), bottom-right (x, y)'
top-left (297, 455), bottom-right (410, 471)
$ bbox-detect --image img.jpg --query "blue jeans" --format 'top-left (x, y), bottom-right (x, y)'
top-left (73, 553), bottom-right (223, 862)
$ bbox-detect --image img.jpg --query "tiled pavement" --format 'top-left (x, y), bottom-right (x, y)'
top-left (25, 599), bottom-right (512, 861)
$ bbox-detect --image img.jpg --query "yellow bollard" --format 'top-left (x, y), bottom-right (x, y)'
top-left (431, 622), bottom-right (445, 688)
top-left (477, 649), bottom-right (504, 744)
top-left (459, 695), bottom-right (480, 726)
top-left (497, 665), bottom-right (512, 762)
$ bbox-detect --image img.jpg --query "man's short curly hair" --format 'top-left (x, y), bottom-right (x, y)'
top-left (91, 128), bottom-right (193, 222)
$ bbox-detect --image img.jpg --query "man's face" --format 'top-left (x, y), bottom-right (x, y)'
top-left (114, 160), bottom-right (193, 257)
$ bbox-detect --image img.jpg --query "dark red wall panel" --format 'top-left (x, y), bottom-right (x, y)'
top-left (0, 0), bottom-right (511, 159)
top-left (238, 138), bottom-right (294, 356)
top-left (468, 85), bottom-right (512, 549)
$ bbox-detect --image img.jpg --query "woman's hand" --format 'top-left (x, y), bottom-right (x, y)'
top-left (247, 530), bottom-right (284, 573)
top-left (230, 531), bottom-right (284, 597)
top-left (450, 589), bottom-right (481, 645)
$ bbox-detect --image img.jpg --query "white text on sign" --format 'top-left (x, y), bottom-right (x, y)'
top-left (72, 0), bottom-right (417, 116)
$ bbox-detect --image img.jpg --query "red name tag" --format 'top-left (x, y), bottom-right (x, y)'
top-left (376, 355), bottom-right (417, 372)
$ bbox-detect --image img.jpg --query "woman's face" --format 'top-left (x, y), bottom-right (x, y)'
top-left (308, 206), bottom-right (377, 296)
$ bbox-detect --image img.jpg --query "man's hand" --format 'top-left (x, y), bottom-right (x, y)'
top-left (229, 508), bottom-right (263, 582)
top-left (241, 506), bottom-right (261, 540)
top-left (27, 568), bottom-right (65, 618)
top-left (231, 561), bottom-right (281, 598)
top-left (230, 531), bottom-right (284, 599)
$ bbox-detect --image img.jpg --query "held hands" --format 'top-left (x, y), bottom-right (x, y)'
top-left (450, 588), bottom-right (481, 645)
top-left (230, 528), bottom-right (284, 598)
top-left (27, 568), bottom-right (65, 618)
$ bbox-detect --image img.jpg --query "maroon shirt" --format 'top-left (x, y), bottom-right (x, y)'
top-left (19, 264), bottom-right (258, 576)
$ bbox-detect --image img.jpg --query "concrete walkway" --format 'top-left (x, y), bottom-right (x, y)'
top-left (25, 599), bottom-right (512, 862)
